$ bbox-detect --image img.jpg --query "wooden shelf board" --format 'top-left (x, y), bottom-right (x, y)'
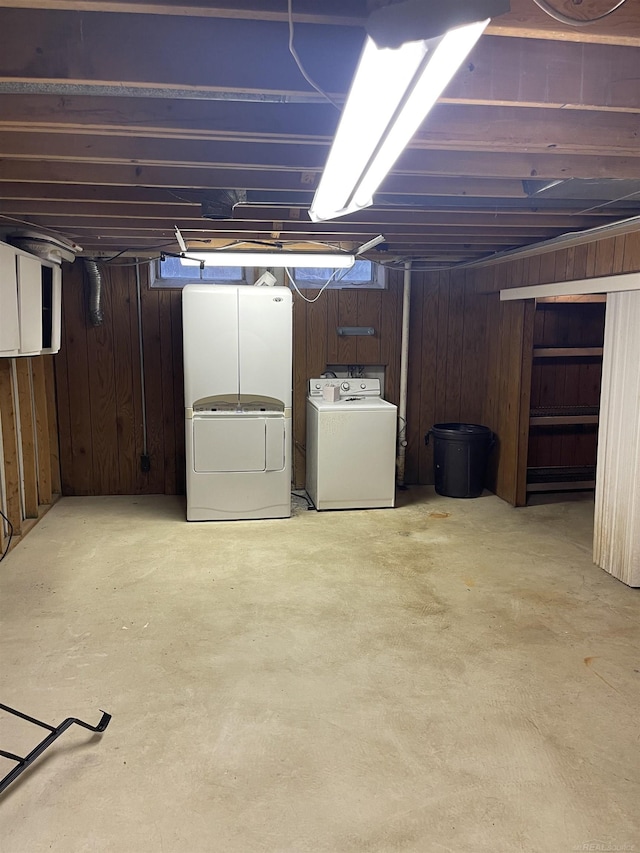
top-left (533, 347), bottom-right (603, 358)
top-left (527, 481), bottom-right (596, 492)
top-left (530, 415), bottom-right (599, 425)
top-left (536, 295), bottom-right (607, 304)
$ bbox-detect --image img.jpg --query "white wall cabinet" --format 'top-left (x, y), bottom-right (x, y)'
top-left (0, 242), bottom-right (20, 355)
top-left (0, 241), bottom-right (62, 357)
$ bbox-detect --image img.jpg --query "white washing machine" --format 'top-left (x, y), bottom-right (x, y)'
top-left (306, 378), bottom-right (397, 510)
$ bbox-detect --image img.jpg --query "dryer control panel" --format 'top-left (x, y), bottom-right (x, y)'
top-left (308, 378), bottom-right (382, 399)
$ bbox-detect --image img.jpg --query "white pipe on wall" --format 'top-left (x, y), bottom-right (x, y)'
top-left (396, 260), bottom-right (412, 486)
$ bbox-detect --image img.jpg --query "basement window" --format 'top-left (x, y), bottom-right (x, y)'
top-left (293, 260), bottom-right (385, 289)
top-left (151, 255), bottom-right (246, 287)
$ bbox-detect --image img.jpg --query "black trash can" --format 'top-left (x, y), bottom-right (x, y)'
top-left (425, 423), bottom-right (494, 498)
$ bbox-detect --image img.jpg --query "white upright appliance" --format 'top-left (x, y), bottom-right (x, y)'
top-left (183, 284), bottom-right (292, 521)
top-left (306, 378), bottom-right (397, 510)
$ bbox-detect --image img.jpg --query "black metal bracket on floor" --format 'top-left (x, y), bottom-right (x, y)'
top-left (0, 702), bottom-right (112, 795)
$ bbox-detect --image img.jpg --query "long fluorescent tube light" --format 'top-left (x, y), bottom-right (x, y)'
top-left (356, 234), bottom-right (386, 255)
top-left (309, 20), bottom-right (489, 223)
top-left (180, 251), bottom-right (355, 268)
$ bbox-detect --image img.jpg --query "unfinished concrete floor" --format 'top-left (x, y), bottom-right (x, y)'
top-left (1, 489), bottom-right (638, 852)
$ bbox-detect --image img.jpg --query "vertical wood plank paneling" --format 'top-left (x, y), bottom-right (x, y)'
top-left (127, 265), bottom-right (146, 494)
top-left (336, 290), bottom-right (358, 365)
top-left (158, 288), bottom-right (176, 495)
top-left (515, 299), bottom-right (535, 507)
top-left (356, 290), bottom-right (381, 364)
top-left (502, 300), bottom-right (527, 504)
top-left (14, 358), bottom-right (38, 518)
top-left (612, 235), bottom-right (626, 273)
top-left (86, 260), bottom-right (120, 494)
top-left (381, 274), bottom-right (402, 405)
top-left (465, 268), bottom-right (490, 423)
top-left (54, 268), bottom-right (73, 495)
top-left (0, 359), bottom-right (22, 534)
top-left (43, 355), bottom-right (61, 495)
top-left (444, 270), bottom-right (465, 421)
top-left (433, 271), bottom-right (450, 426)
top-left (585, 241), bottom-right (598, 276)
top-left (305, 291), bottom-right (328, 378)
top-left (594, 236), bottom-right (617, 276)
top-left (417, 272), bottom-right (440, 484)
top-left (325, 289), bottom-right (339, 365)
top-left (52, 227), bottom-right (639, 502)
top-left (572, 244), bottom-right (589, 279)
top-left (31, 357), bottom-right (52, 506)
top-left (109, 264), bottom-right (137, 493)
top-left (63, 260), bottom-right (94, 494)
top-left (622, 232), bottom-right (640, 271)
top-left (139, 273), bottom-right (165, 494)
top-left (171, 291), bottom-right (186, 497)
top-left (405, 272), bottom-right (424, 484)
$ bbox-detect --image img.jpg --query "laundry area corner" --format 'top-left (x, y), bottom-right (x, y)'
top-left (2, 488), bottom-right (639, 852)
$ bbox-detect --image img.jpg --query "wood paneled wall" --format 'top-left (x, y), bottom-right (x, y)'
top-left (0, 354), bottom-right (60, 556)
top-left (55, 263), bottom-right (404, 494)
top-left (55, 260), bottom-right (185, 496)
top-left (405, 268), bottom-right (491, 485)
top-left (54, 230), bottom-right (640, 502)
top-left (293, 273), bottom-right (404, 487)
top-left (475, 232), bottom-right (639, 504)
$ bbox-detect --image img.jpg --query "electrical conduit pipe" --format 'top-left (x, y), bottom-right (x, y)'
top-left (396, 260), bottom-right (411, 486)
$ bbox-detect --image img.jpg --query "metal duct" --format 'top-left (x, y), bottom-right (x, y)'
top-left (84, 258), bottom-right (104, 326)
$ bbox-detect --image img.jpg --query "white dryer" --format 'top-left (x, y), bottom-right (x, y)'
top-left (183, 284), bottom-right (292, 521)
top-left (306, 378), bottom-right (397, 510)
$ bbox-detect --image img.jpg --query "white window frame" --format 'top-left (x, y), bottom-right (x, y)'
top-left (150, 257), bottom-right (250, 288)
top-left (150, 257), bottom-right (386, 290)
top-left (291, 259), bottom-right (386, 290)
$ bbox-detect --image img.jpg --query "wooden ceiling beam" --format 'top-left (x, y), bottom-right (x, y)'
top-left (0, 11), bottom-right (639, 110)
top-left (0, 210), bottom-right (568, 243)
top-left (0, 185), bottom-right (629, 222)
top-left (0, 0), bottom-right (638, 46)
top-left (491, 0), bottom-right (640, 46)
top-left (1, 102), bottom-right (639, 163)
top-left (3, 99), bottom-right (639, 164)
top-left (229, 205), bottom-right (629, 227)
top-left (0, 160), bottom-right (530, 198)
top-left (12, 214), bottom-right (553, 243)
top-left (0, 197), bottom-right (614, 230)
top-left (0, 1), bottom-right (369, 27)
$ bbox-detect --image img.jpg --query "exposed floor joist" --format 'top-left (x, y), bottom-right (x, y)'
top-left (0, 2), bottom-right (639, 260)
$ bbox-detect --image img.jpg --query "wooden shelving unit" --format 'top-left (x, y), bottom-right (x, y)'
top-left (525, 300), bottom-right (605, 496)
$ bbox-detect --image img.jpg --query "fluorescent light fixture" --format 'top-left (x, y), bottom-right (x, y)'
top-left (174, 225), bottom-right (187, 253)
top-left (309, 20), bottom-right (489, 223)
top-left (356, 234), bottom-right (386, 255)
top-left (180, 251), bottom-right (355, 268)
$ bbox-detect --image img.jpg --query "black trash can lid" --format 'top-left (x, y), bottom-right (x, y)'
top-left (431, 423), bottom-right (491, 436)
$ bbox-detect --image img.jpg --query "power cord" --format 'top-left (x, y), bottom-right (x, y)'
top-left (291, 490), bottom-right (314, 509)
top-left (284, 266), bottom-right (341, 302)
top-left (531, 0), bottom-right (628, 25)
top-left (287, 0), bottom-right (340, 110)
top-left (0, 508), bottom-right (14, 562)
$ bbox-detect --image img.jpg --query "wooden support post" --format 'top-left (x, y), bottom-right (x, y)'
top-left (14, 357), bottom-right (38, 518)
top-left (31, 358), bottom-right (52, 506)
top-left (43, 355), bottom-right (62, 495)
top-left (0, 359), bottom-right (22, 536)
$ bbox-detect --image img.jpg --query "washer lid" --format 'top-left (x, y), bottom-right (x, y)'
top-left (308, 396), bottom-right (397, 413)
